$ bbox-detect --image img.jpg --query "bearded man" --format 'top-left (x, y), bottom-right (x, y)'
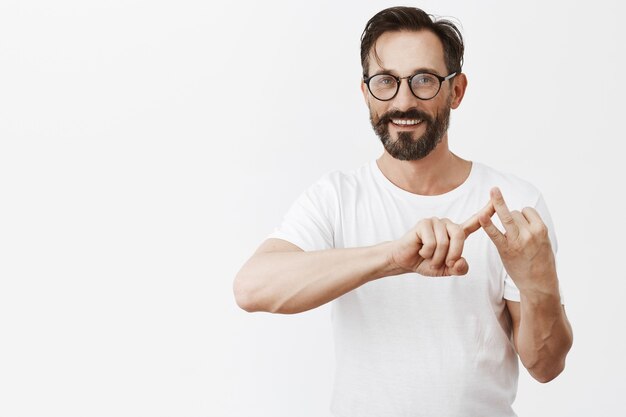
top-left (234, 6), bottom-right (573, 417)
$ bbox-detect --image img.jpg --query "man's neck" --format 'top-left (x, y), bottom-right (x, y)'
top-left (376, 136), bottom-right (472, 196)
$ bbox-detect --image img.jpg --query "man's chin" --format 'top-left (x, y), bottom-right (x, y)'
top-left (395, 130), bottom-right (423, 144)
top-left (383, 131), bottom-right (442, 161)
top-left (386, 149), bottom-right (426, 162)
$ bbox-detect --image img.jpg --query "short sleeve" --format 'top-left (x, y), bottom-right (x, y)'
top-left (503, 194), bottom-right (566, 304)
top-left (267, 176), bottom-right (337, 252)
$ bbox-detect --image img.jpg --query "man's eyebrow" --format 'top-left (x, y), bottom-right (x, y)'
top-left (369, 67), bottom-right (445, 77)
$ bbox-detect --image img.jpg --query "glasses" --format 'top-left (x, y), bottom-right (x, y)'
top-left (363, 71), bottom-right (457, 101)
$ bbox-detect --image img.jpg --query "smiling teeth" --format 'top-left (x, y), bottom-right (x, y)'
top-left (391, 119), bottom-right (422, 125)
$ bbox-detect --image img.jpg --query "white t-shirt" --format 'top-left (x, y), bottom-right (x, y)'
top-left (269, 160), bottom-right (561, 417)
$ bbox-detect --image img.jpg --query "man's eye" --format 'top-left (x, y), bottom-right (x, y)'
top-left (374, 76), bottom-right (396, 86)
top-left (414, 75), bottom-right (436, 85)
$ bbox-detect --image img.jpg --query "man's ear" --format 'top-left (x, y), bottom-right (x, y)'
top-left (360, 78), bottom-right (369, 103)
top-left (450, 72), bottom-right (468, 109)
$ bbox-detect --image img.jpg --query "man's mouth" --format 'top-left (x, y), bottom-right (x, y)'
top-left (390, 118), bottom-right (423, 127)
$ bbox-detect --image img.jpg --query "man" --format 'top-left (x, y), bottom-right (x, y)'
top-left (234, 6), bottom-right (573, 417)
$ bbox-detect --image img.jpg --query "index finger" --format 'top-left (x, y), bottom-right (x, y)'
top-left (491, 187), bottom-right (519, 237)
top-left (461, 201), bottom-right (495, 237)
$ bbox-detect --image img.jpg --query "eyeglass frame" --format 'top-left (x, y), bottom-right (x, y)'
top-left (363, 71), bottom-right (458, 101)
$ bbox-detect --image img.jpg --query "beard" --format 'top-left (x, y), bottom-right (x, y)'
top-left (370, 101), bottom-right (451, 161)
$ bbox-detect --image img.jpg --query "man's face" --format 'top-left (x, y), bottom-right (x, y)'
top-left (362, 30), bottom-right (456, 161)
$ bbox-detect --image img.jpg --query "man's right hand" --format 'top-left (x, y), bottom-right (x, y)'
top-left (388, 203), bottom-right (495, 277)
top-left (235, 201), bottom-right (496, 313)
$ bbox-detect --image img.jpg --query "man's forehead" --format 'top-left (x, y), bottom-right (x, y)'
top-left (369, 30), bottom-right (447, 74)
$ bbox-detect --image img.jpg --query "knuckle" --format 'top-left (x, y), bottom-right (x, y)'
top-left (536, 223), bottom-right (549, 237)
top-left (519, 231), bottom-right (531, 244)
top-left (485, 225), bottom-right (498, 236)
top-left (438, 227), bottom-right (450, 239)
top-left (422, 241), bottom-right (436, 252)
top-left (416, 221), bottom-right (430, 232)
top-left (528, 220), bottom-right (547, 237)
top-left (502, 215), bottom-right (515, 225)
top-left (446, 251), bottom-right (459, 261)
top-left (449, 225), bottom-right (464, 238)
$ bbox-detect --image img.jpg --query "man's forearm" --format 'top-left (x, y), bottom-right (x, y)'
top-left (234, 242), bottom-right (401, 314)
top-left (516, 285), bottom-right (573, 382)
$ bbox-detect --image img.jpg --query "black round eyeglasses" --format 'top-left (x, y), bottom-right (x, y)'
top-left (363, 71), bottom-right (457, 101)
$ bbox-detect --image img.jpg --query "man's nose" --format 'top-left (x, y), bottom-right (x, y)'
top-left (393, 79), bottom-right (417, 109)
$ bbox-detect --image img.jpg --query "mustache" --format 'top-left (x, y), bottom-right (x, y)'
top-left (376, 108), bottom-right (433, 127)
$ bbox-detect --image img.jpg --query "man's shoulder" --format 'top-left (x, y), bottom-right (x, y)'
top-left (310, 161), bottom-right (375, 191)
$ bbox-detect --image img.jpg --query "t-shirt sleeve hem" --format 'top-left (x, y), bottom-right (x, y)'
top-left (503, 284), bottom-right (566, 305)
top-left (267, 231), bottom-right (311, 252)
top-left (503, 287), bottom-right (521, 302)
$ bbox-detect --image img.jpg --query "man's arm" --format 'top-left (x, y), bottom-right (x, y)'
top-left (233, 238), bottom-right (401, 314)
top-left (507, 299), bottom-right (573, 383)
top-left (234, 212), bottom-right (491, 314)
top-left (479, 187), bottom-right (573, 382)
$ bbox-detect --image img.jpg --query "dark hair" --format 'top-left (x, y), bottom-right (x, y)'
top-left (360, 6), bottom-right (464, 77)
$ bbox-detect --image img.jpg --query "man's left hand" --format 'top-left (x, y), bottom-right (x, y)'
top-left (478, 187), bottom-right (558, 294)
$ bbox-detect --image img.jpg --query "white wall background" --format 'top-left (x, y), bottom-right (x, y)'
top-left (1, 0), bottom-right (624, 416)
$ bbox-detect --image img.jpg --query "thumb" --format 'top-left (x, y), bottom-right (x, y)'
top-left (447, 257), bottom-right (469, 276)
